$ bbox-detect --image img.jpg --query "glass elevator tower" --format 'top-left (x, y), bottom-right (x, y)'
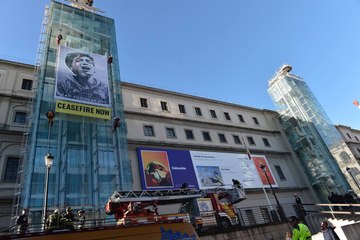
top-left (19, 1), bottom-right (132, 220)
top-left (268, 65), bottom-right (358, 201)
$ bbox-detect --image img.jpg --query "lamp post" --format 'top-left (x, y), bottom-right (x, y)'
top-left (259, 163), bottom-right (286, 221)
top-left (42, 153), bottom-right (54, 230)
top-left (346, 167), bottom-right (360, 192)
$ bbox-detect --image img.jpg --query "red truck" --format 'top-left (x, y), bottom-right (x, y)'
top-left (105, 186), bottom-right (246, 230)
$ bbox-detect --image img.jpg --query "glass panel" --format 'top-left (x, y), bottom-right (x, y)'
top-left (4, 157), bottom-right (19, 181)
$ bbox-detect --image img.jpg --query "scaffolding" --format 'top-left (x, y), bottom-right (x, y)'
top-left (10, 5), bottom-right (51, 227)
top-left (16, 1), bottom-right (132, 226)
top-left (268, 65), bottom-right (357, 201)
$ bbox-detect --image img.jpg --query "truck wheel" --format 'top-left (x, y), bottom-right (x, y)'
top-left (219, 218), bottom-right (231, 229)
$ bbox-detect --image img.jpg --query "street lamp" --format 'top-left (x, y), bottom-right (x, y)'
top-left (346, 167), bottom-right (360, 192)
top-left (42, 153), bottom-right (54, 230)
top-left (259, 163), bottom-right (287, 221)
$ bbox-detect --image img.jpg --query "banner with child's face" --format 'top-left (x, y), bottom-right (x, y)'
top-left (55, 46), bottom-right (111, 108)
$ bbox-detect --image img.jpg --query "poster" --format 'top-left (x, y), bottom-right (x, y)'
top-left (137, 148), bottom-right (277, 190)
top-left (138, 149), bottom-right (199, 190)
top-left (54, 45), bottom-right (111, 108)
top-left (251, 155), bottom-right (277, 186)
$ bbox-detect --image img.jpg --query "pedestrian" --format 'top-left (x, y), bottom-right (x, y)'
top-left (288, 216), bottom-right (312, 240)
top-left (16, 208), bottom-right (28, 234)
top-left (321, 221), bottom-right (340, 240)
top-left (62, 207), bottom-right (76, 230)
top-left (294, 194), bottom-right (306, 217)
top-left (46, 209), bottom-right (61, 232)
top-left (77, 209), bottom-right (86, 229)
top-left (294, 194), bottom-right (302, 205)
top-left (232, 179), bottom-right (242, 189)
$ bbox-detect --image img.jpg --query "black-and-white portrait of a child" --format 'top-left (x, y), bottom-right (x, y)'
top-left (55, 46), bottom-right (111, 107)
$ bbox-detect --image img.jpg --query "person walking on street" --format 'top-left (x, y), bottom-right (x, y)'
top-left (16, 209), bottom-right (28, 234)
top-left (321, 221), bottom-right (340, 240)
top-left (288, 216), bottom-right (312, 240)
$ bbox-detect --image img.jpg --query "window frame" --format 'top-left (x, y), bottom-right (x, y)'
top-left (140, 98), bottom-right (148, 108)
top-left (14, 111), bottom-right (27, 124)
top-left (166, 127), bottom-right (177, 139)
top-left (160, 101), bottom-right (169, 111)
top-left (202, 131), bottom-right (212, 141)
top-left (184, 129), bottom-right (195, 140)
top-left (143, 125), bottom-right (155, 137)
top-left (210, 110), bottom-right (217, 119)
top-left (3, 156), bottom-right (19, 182)
top-left (21, 79), bottom-right (33, 91)
top-left (262, 138), bottom-right (271, 147)
top-left (195, 107), bottom-right (203, 116)
top-left (274, 165), bottom-right (286, 181)
top-left (247, 136), bottom-right (256, 145)
top-left (178, 104), bottom-right (186, 114)
top-left (224, 112), bottom-right (231, 121)
top-left (218, 133), bottom-right (227, 143)
top-left (238, 114), bottom-right (245, 123)
top-left (233, 135), bottom-right (241, 144)
top-left (346, 133), bottom-right (352, 139)
top-left (252, 117), bottom-right (259, 125)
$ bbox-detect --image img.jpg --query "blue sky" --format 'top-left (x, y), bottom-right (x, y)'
top-left (1, 0), bottom-right (360, 129)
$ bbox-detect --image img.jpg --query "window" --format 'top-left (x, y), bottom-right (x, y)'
top-left (247, 136), bottom-right (255, 145)
top-left (224, 112), bottom-right (231, 121)
top-left (357, 148), bottom-right (360, 154)
top-left (14, 112), bottom-right (27, 123)
top-left (202, 131), bottom-right (211, 141)
top-left (160, 101), bottom-right (168, 111)
top-left (253, 117), bottom-right (259, 125)
top-left (166, 128), bottom-right (177, 139)
top-left (195, 107), bottom-right (202, 116)
top-left (238, 114), bottom-right (245, 123)
top-left (140, 98), bottom-right (148, 108)
top-left (274, 165), bottom-right (286, 181)
top-left (144, 125), bottom-right (155, 136)
top-left (260, 207), bottom-right (271, 223)
top-left (185, 129), bottom-right (194, 140)
top-left (210, 110), bottom-right (217, 119)
top-left (3, 157), bottom-right (19, 182)
top-left (355, 136), bottom-right (359, 142)
top-left (178, 104), bottom-right (186, 114)
top-left (233, 135), bottom-right (241, 144)
top-left (21, 79), bottom-right (33, 90)
top-left (262, 138), bottom-right (271, 147)
top-left (245, 209), bottom-right (256, 225)
top-left (218, 133), bottom-right (227, 143)
top-left (346, 133), bottom-right (352, 139)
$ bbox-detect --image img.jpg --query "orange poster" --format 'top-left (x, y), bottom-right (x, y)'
top-left (141, 150), bottom-right (174, 188)
top-left (252, 156), bottom-right (277, 186)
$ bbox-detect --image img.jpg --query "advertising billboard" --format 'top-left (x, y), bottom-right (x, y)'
top-left (138, 149), bottom-right (199, 189)
top-left (137, 148), bottom-right (277, 190)
top-left (54, 46), bottom-right (111, 108)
